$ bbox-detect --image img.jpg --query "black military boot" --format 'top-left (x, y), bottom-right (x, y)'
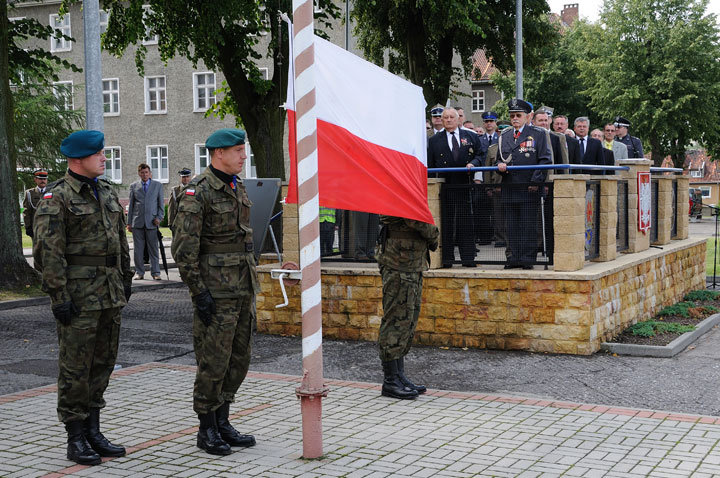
top-left (83, 408), bottom-right (126, 457)
top-left (197, 412), bottom-right (232, 456)
top-left (381, 360), bottom-right (418, 400)
top-left (216, 402), bottom-right (256, 448)
top-left (65, 420), bottom-right (101, 465)
top-left (396, 357), bottom-right (427, 394)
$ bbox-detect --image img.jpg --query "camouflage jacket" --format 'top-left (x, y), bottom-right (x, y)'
top-left (170, 167), bottom-right (259, 298)
top-left (22, 187), bottom-right (43, 235)
top-left (167, 184), bottom-right (183, 229)
top-left (376, 216), bottom-right (439, 272)
top-left (32, 173), bottom-right (133, 310)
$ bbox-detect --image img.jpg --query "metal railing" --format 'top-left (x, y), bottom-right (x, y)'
top-left (617, 180), bottom-right (629, 252)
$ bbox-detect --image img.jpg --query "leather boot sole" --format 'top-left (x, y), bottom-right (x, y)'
top-left (197, 437), bottom-right (232, 456)
top-left (90, 446), bottom-right (126, 457)
top-left (381, 387), bottom-right (418, 400)
top-left (221, 435), bottom-right (256, 448)
top-left (67, 451), bottom-right (101, 466)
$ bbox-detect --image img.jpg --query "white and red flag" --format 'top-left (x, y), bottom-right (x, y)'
top-left (285, 35), bottom-right (433, 224)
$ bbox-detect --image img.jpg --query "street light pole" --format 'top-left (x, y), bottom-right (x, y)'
top-left (515, 0), bottom-right (523, 99)
top-left (82, 0), bottom-right (103, 131)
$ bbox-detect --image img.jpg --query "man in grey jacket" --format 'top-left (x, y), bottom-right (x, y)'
top-left (127, 163), bottom-right (164, 280)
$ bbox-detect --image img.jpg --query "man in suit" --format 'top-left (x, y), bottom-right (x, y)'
top-left (427, 107), bottom-right (484, 267)
top-left (574, 117), bottom-right (606, 175)
top-left (533, 108), bottom-right (568, 168)
top-left (592, 128), bottom-right (616, 170)
top-left (614, 116), bottom-right (644, 158)
top-left (553, 114), bottom-right (582, 170)
top-left (23, 169), bottom-right (49, 244)
top-left (127, 163), bottom-right (164, 280)
top-left (494, 99), bottom-right (552, 269)
top-left (603, 123), bottom-right (628, 160)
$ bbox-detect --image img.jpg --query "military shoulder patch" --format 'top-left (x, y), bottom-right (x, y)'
top-left (43, 192), bottom-right (53, 199)
top-left (185, 189), bottom-right (196, 196)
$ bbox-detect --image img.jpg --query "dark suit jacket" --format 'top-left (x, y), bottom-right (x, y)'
top-left (578, 136), bottom-right (605, 175)
top-left (566, 135), bottom-right (582, 168)
top-left (128, 178), bottom-right (164, 229)
top-left (427, 129), bottom-right (484, 184)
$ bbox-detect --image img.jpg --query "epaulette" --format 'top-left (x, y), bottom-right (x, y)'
top-left (45, 178), bottom-right (65, 191)
top-left (189, 175), bottom-right (205, 186)
top-left (98, 178), bottom-right (115, 186)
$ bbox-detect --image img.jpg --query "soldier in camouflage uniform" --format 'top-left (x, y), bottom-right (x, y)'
top-left (376, 215), bottom-right (439, 399)
top-left (33, 130), bottom-right (133, 466)
top-left (171, 128), bottom-right (259, 456)
top-left (22, 169), bottom-right (49, 243)
top-left (168, 167), bottom-right (192, 231)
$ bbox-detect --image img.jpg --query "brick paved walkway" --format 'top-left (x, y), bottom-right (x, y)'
top-left (2, 363), bottom-right (720, 477)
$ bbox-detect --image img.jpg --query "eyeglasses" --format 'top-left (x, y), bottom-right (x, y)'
top-left (509, 113), bottom-right (524, 118)
top-left (604, 129), bottom-right (615, 133)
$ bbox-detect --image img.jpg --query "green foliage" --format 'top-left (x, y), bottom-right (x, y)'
top-left (684, 290), bottom-right (720, 302)
top-left (657, 301), bottom-right (696, 318)
top-left (579, 0), bottom-right (720, 166)
top-left (627, 320), bottom-right (695, 337)
top-left (351, 0), bottom-right (556, 108)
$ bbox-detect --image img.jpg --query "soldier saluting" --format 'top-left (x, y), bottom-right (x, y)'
top-left (171, 128), bottom-right (259, 456)
top-left (33, 130), bottom-right (133, 465)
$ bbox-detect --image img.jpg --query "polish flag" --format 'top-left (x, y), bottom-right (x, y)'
top-left (285, 35), bottom-right (433, 224)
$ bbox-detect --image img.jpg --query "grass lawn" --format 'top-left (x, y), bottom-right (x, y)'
top-left (0, 284), bottom-right (45, 301)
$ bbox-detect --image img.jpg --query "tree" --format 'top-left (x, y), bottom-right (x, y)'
top-left (351, 0), bottom-right (555, 108)
top-left (96, 0), bottom-right (340, 181)
top-left (1, 2), bottom-right (82, 290)
top-left (580, 0), bottom-right (720, 167)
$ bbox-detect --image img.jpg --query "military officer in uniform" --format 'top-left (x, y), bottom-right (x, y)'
top-left (614, 116), bottom-right (644, 158)
top-left (23, 169), bottom-right (49, 242)
top-left (33, 130), bottom-right (133, 466)
top-left (168, 167), bottom-right (192, 230)
top-left (494, 99), bottom-right (552, 269)
top-left (171, 128), bottom-right (258, 456)
top-left (376, 215), bottom-right (439, 400)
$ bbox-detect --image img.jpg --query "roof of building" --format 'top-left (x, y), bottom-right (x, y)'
top-left (471, 49), bottom-right (498, 82)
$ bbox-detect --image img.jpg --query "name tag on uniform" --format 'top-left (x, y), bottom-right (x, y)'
top-left (185, 189), bottom-right (195, 196)
top-left (43, 192), bottom-right (53, 199)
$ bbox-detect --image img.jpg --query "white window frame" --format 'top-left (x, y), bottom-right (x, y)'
top-left (700, 187), bottom-right (711, 198)
top-left (259, 67), bottom-right (269, 80)
top-left (195, 144), bottom-right (210, 174)
top-left (690, 170), bottom-right (703, 178)
top-left (144, 75), bottom-right (167, 114)
top-left (53, 80), bottom-right (74, 110)
top-left (193, 72), bottom-right (216, 112)
top-left (147, 145), bottom-right (169, 183)
top-left (49, 13), bottom-right (72, 52)
top-left (102, 78), bottom-right (120, 116)
top-left (142, 5), bottom-right (158, 45)
top-left (104, 146), bottom-right (122, 183)
top-left (471, 89), bottom-right (485, 113)
top-left (99, 10), bottom-right (109, 34)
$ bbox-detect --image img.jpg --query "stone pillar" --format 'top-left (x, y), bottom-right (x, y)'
top-left (281, 184), bottom-right (300, 265)
top-left (594, 177), bottom-right (618, 262)
top-left (427, 178), bottom-right (443, 269)
top-left (619, 159), bottom-right (651, 253)
top-left (654, 176), bottom-right (673, 245)
top-left (676, 176), bottom-right (690, 240)
top-left (553, 175), bottom-right (587, 272)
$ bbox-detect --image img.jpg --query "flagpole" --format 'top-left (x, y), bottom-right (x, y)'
top-left (291, 0), bottom-right (328, 459)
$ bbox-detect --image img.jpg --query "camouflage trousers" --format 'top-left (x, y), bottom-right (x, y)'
top-left (192, 295), bottom-right (254, 414)
top-left (378, 266), bottom-right (423, 362)
top-left (56, 307), bottom-right (122, 423)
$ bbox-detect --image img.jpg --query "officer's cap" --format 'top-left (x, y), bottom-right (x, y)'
top-left (507, 98), bottom-right (532, 114)
top-left (205, 128), bottom-right (246, 149)
top-left (481, 111), bottom-right (498, 121)
top-left (178, 168), bottom-right (192, 177)
top-left (536, 106), bottom-right (554, 116)
top-left (60, 130), bottom-right (105, 159)
top-left (614, 116), bottom-right (631, 128)
top-left (430, 104), bottom-right (444, 117)
top-left (33, 169), bottom-right (48, 179)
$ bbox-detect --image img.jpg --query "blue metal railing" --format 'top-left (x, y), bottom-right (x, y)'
top-left (428, 164), bottom-right (631, 174)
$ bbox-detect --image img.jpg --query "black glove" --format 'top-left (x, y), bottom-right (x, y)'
top-left (52, 301), bottom-right (78, 326)
top-left (194, 290), bottom-right (216, 327)
top-left (26, 229), bottom-right (33, 238)
top-left (428, 239), bottom-right (439, 252)
top-left (124, 284), bottom-right (132, 302)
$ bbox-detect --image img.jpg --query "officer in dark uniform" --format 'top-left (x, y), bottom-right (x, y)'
top-left (171, 128), bottom-right (258, 456)
top-left (33, 130), bottom-right (133, 465)
top-left (168, 167), bottom-right (192, 230)
top-left (23, 169), bottom-right (49, 243)
top-left (494, 99), bottom-right (552, 269)
top-left (614, 116), bottom-right (644, 158)
top-left (428, 104), bottom-right (444, 137)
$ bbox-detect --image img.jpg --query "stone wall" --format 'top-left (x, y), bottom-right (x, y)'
top-left (257, 238), bottom-right (706, 355)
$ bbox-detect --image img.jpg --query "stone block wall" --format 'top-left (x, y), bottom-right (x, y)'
top-left (257, 239), bottom-right (706, 355)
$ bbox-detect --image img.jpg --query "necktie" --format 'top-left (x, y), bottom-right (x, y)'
top-left (514, 130), bottom-right (520, 140)
top-left (579, 138), bottom-right (586, 156)
top-left (451, 132), bottom-right (460, 161)
top-left (487, 134), bottom-right (491, 143)
top-left (143, 181), bottom-right (148, 193)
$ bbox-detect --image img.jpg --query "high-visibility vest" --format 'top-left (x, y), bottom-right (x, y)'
top-left (319, 207), bottom-right (336, 223)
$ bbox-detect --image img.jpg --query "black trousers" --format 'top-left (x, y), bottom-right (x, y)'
top-left (441, 187), bottom-right (476, 264)
top-left (504, 194), bottom-right (540, 264)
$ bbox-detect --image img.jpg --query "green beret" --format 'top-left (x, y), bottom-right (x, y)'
top-left (60, 130), bottom-right (105, 158)
top-left (205, 128), bottom-right (246, 149)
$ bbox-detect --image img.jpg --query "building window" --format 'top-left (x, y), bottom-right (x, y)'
top-left (102, 78), bottom-right (119, 115)
top-left (144, 76), bottom-right (166, 114)
top-left (99, 10), bottom-right (109, 34)
top-left (52, 81), bottom-right (74, 110)
top-left (471, 89), bottom-right (485, 113)
top-left (104, 147), bottom-right (122, 183)
top-left (259, 67), bottom-right (269, 80)
top-left (193, 72), bottom-right (216, 111)
top-left (195, 144), bottom-right (209, 174)
top-left (690, 170), bottom-right (703, 178)
top-left (700, 187), bottom-right (711, 198)
top-left (142, 5), bottom-right (158, 45)
top-left (147, 145), bottom-right (169, 182)
top-left (49, 14), bottom-right (72, 52)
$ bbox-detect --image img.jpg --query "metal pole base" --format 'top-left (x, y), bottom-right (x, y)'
top-left (299, 395), bottom-right (324, 458)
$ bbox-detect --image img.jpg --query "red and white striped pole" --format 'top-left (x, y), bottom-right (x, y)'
top-left (292, 0), bottom-right (328, 459)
